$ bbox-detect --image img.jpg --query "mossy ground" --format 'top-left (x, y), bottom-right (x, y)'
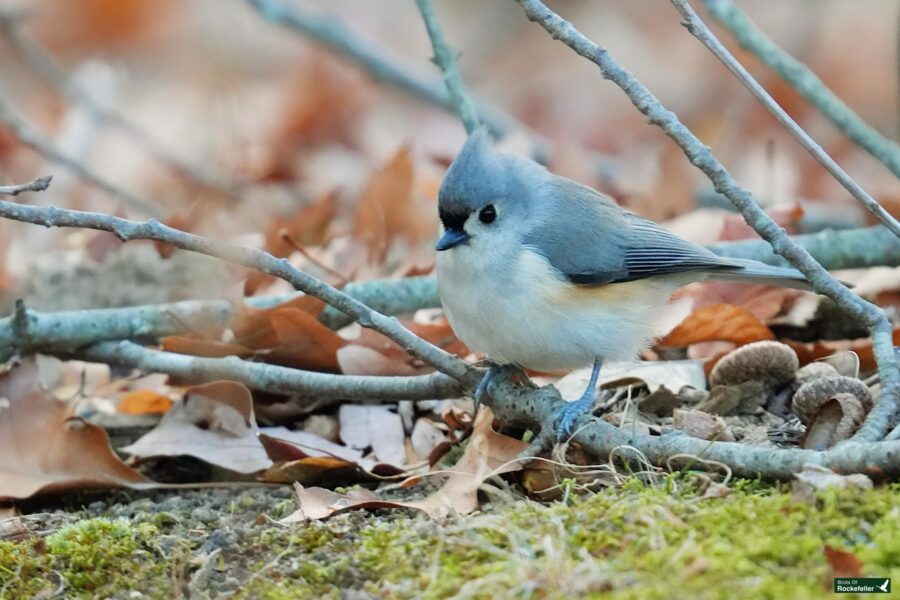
top-left (1, 480), bottom-right (898, 599)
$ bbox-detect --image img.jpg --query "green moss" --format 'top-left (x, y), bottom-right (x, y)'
top-left (0, 517), bottom-right (172, 598)
top-left (246, 481), bottom-right (900, 599)
top-left (4, 482), bottom-right (900, 599)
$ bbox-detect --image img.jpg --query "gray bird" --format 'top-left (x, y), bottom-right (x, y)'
top-left (434, 128), bottom-right (810, 437)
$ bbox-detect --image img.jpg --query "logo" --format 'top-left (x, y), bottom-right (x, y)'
top-left (834, 578), bottom-right (891, 594)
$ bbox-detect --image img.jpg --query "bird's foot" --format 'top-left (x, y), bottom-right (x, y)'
top-left (553, 387), bottom-right (614, 441)
top-left (473, 363), bottom-right (527, 412)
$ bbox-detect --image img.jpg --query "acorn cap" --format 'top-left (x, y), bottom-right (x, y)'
top-left (709, 341), bottom-right (799, 388)
top-left (790, 376), bottom-right (872, 425)
top-left (801, 393), bottom-right (867, 450)
top-left (795, 362), bottom-right (840, 385)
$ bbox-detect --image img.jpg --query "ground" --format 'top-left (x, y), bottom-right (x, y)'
top-left (2, 478), bottom-right (898, 599)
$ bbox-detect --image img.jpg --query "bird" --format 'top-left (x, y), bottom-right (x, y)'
top-left (434, 128), bottom-right (812, 438)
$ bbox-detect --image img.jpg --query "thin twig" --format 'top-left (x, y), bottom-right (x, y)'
top-left (514, 0), bottom-right (898, 441)
top-left (74, 340), bottom-right (462, 402)
top-left (706, 225), bottom-right (900, 270)
top-left (484, 369), bottom-right (900, 480)
top-left (240, 0), bottom-right (622, 178)
top-left (0, 191), bottom-right (475, 383)
top-left (0, 100), bottom-right (163, 217)
top-left (0, 175), bottom-right (51, 196)
top-left (415, 0), bottom-right (480, 134)
top-left (0, 10), bottom-right (243, 201)
top-left (671, 0), bottom-right (900, 238)
top-left (700, 0), bottom-right (900, 178)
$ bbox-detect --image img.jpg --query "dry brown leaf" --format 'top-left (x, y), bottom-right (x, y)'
top-left (232, 295), bottom-right (325, 350)
top-left (823, 545), bottom-right (864, 579)
top-left (0, 359), bottom-right (150, 500)
top-left (338, 405), bottom-right (405, 466)
top-left (661, 304), bottom-right (774, 347)
top-left (784, 329), bottom-right (900, 371)
top-left (352, 147), bottom-right (436, 263)
top-left (245, 192), bottom-right (339, 294)
top-left (282, 408), bottom-right (527, 521)
top-left (336, 345), bottom-right (423, 376)
top-left (265, 307), bottom-right (346, 371)
top-left (117, 389), bottom-right (172, 415)
top-left (122, 381), bottom-right (385, 477)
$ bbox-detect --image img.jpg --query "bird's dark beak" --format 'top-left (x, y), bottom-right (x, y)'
top-left (435, 229), bottom-right (470, 251)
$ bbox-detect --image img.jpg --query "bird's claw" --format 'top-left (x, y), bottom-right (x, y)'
top-left (552, 388), bottom-right (614, 441)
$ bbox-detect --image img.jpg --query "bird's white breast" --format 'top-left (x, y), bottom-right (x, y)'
top-left (436, 240), bottom-right (685, 371)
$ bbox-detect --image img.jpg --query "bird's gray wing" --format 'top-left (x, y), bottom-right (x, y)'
top-left (523, 177), bottom-right (741, 285)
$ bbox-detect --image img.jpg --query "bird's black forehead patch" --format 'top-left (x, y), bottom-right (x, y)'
top-left (439, 206), bottom-right (469, 231)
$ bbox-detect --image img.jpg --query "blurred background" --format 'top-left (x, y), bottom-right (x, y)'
top-left (0, 0), bottom-right (897, 313)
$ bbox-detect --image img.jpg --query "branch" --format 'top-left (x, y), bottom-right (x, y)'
top-left (74, 341), bottom-right (462, 402)
top-left (0, 196), bottom-right (475, 384)
top-left (514, 0), bottom-right (899, 441)
top-left (484, 372), bottom-right (900, 480)
top-left (316, 276), bottom-right (439, 329)
top-left (700, 0), bottom-right (900, 178)
top-left (0, 277), bottom-right (441, 363)
top-left (0, 299), bottom-right (233, 363)
top-left (414, 0), bottom-right (480, 133)
top-left (0, 10), bottom-right (243, 202)
top-left (240, 0), bottom-right (622, 178)
top-left (671, 0), bottom-right (900, 239)
top-left (0, 100), bottom-right (162, 217)
top-left (707, 225), bottom-right (900, 271)
top-left (0, 175), bottom-right (51, 196)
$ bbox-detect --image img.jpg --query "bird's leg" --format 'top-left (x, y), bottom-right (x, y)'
top-left (473, 363), bottom-right (526, 416)
top-left (553, 357), bottom-right (603, 440)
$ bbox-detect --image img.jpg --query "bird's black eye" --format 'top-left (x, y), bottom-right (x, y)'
top-left (478, 204), bottom-right (497, 224)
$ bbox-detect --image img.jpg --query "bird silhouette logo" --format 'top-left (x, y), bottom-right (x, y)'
top-left (878, 579), bottom-right (890, 592)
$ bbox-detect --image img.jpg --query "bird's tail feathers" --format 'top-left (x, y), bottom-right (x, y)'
top-left (714, 259), bottom-right (814, 291)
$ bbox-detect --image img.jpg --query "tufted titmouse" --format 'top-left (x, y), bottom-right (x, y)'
top-left (434, 129), bottom-right (811, 437)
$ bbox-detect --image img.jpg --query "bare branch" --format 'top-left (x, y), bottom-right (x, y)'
top-left (701, 0), bottom-right (900, 178)
top-left (484, 373), bottom-right (900, 480)
top-left (0, 299), bottom-right (233, 363)
top-left (414, 0), bottom-right (479, 134)
top-left (0, 100), bottom-right (163, 217)
top-left (74, 341), bottom-right (462, 402)
top-left (240, 0), bottom-right (622, 179)
top-left (0, 276), bottom-right (440, 362)
top-left (0, 198), bottom-right (475, 383)
top-left (0, 10), bottom-right (243, 201)
top-left (514, 0), bottom-right (898, 441)
top-left (707, 225), bottom-right (900, 271)
top-left (671, 0), bottom-right (900, 239)
top-left (0, 175), bottom-right (51, 196)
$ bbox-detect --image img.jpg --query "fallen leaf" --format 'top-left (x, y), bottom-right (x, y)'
top-left (410, 418), bottom-right (446, 462)
top-left (245, 192), bottom-right (339, 294)
top-left (118, 389), bottom-right (173, 415)
top-left (232, 295), bottom-right (326, 350)
top-left (823, 545), bottom-right (864, 578)
top-left (555, 360), bottom-right (706, 398)
top-left (266, 307), bottom-right (346, 371)
top-left (352, 147), bottom-right (436, 263)
top-left (122, 381), bottom-right (390, 477)
top-left (783, 329), bottom-right (900, 372)
top-left (338, 405), bottom-right (406, 465)
top-left (661, 304), bottom-right (774, 347)
top-left (793, 464), bottom-right (873, 492)
top-left (0, 359), bottom-right (150, 500)
top-left (281, 408), bottom-right (527, 521)
top-left (337, 345), bottom-right (423, 376)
